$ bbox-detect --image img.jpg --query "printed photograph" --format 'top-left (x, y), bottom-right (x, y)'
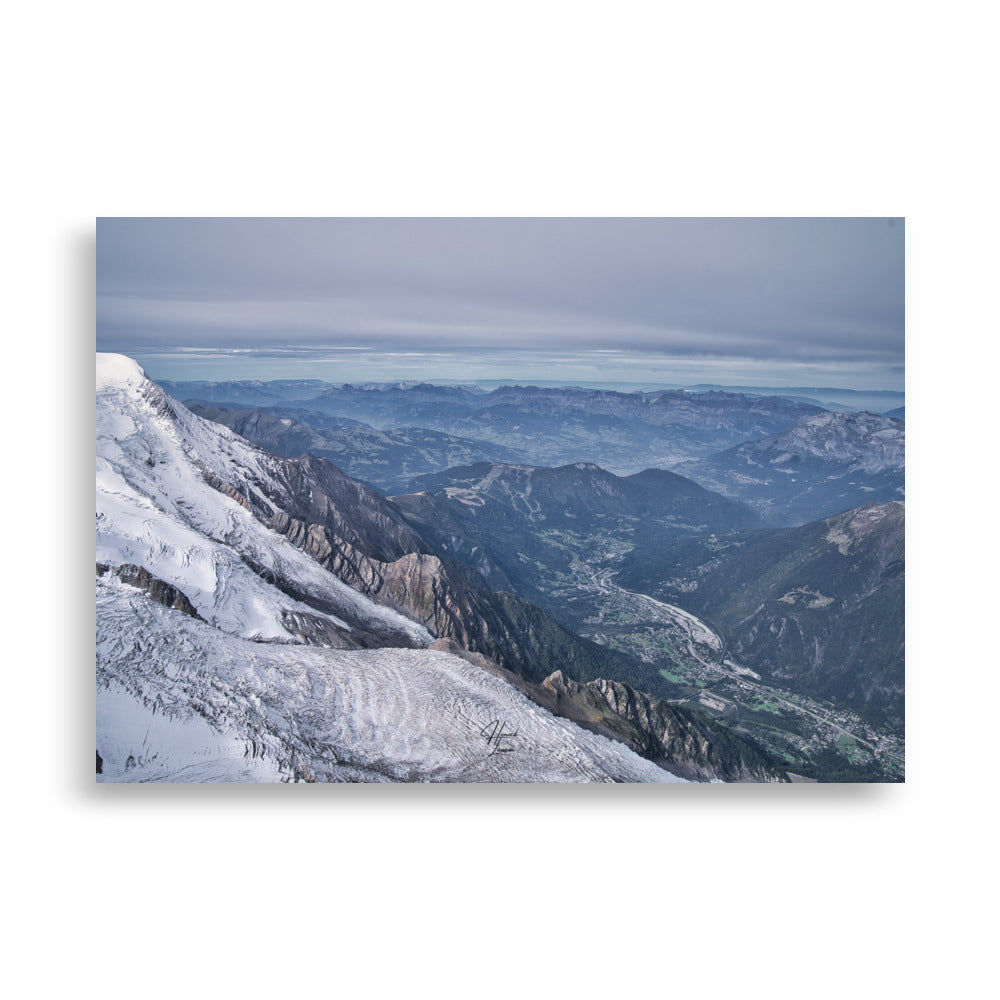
top-left (96, 218), bottom-right (904, 782)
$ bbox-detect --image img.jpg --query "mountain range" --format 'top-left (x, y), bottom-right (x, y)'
top-left (385, 458), bottom-right (905, 759)
top-left (391, 461), bottom-right (761, 614)
top-left (181, 382), bottom-right (905, 530)
top-left (186, 403), bottom-right (527, 494)
top-left (99, 358), bottom-right (904, 781)
top-left (167, 379), bottom-right (826, 474)
top-left (675, 410), bottom-right (905, 525)
top-left (98, 354), bottom-right (790, 782)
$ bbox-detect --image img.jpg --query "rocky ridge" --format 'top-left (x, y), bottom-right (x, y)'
top-left (541, 671), bottom-right (787, 782)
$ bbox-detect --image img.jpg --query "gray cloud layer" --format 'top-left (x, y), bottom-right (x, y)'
top-left (97, 217), bottom-right (904, 372)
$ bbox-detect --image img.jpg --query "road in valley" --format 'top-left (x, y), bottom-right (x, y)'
top-left (573, 560), bottom-right (903, 766)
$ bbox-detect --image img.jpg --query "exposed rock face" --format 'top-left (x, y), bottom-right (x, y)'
top-left (262, 453), bottom-right (429, 563)
top-left (197, 465), bottom-right (251, 509)
top-left (97, 563), bottom-right (204, 620)
top-left (542, 671), bottom-right (787, 783)
top-left (186, 429), bottom-right (428, 568)
top-left (379, 553), bottom-right (460, 634)
top-left (267, 512), bottom-right (388, 595)
top-left (279, 610), bottom-right (368, 649)
top-left (164, 395), bottom-right (629, 682)
top-left (266, 507), bottom-right (626, 684)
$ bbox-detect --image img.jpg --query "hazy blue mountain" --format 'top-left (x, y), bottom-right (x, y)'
top-left (188, 404), bottom-right (527, 493)
top-left (404, 386), bottom-right (825, 470)
top-left (686, 384), bottom-right (904, 413)
top-left (675, 410), bottom-right (904, 525)
top-left (169, 379), bottom-right (825, 473)
top-left (159, 378), bottom-right (333, 405)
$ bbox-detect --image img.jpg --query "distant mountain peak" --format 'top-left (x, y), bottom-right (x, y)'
top-left (358, 379), bottom-right (428, 391)
top-left (775, 410), bottom-right (905, 465)
top-left (675, 408), bottom-right (905, 525)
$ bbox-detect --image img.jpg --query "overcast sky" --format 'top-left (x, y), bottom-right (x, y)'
top-left (97, 218), bottom-right (904, 388)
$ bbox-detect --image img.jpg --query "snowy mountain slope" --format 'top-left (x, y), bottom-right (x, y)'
top-left (97, 577), bottom-right (681, 782)
top-left (97, 353), bottom-right (429, 646)
top-left (97, 353), bottom-right (683, 782)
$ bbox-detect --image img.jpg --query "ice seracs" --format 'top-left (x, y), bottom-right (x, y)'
top-left (97, 575), bottom-right (682, 783)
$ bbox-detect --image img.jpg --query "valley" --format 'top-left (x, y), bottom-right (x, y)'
top-left (474, 518), bottom-right (904, 782)
top-left (561, 554), bottom-right (904, 781)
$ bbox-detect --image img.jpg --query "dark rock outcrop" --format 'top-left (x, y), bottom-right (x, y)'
top-left (541, 670), bottom-right (787, 782)
top-left (267, 509), bottom-right (631, 684)
top-left (426, 642), bottom-right (785, 782)
top-left (97, 563), bottom-right (204, 620)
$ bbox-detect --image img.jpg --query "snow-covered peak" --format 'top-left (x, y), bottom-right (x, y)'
top-left (96, 352), bottom-right (147, 392)
top-left (767, 410), bottom-right (904, 468)
top-left (96, 352), bottom-right (431, 647)
top-left (357, 379), bottom-right (427, 391)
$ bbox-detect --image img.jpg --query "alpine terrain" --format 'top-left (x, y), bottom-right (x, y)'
top-left (675, 410), bottom-right (905, 525)
top-left (167, 379), bottom-right (825, 474)
top-left (98, 355), bottom-right (904, 782)
top-left (98, 354), bottom-right (798, 782)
